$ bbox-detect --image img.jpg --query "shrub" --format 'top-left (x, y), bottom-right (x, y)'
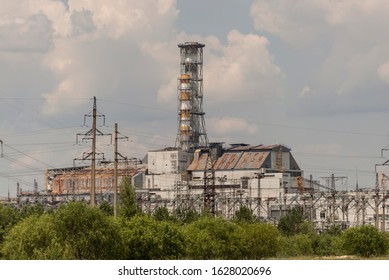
top-left (279, 234), bottom-right (313, 257)
top-left (312, 233), bottom-right (344, 256)
top-left (1, 214), bottom-right (63, 260)
top-left (240, 222), bottom-right (281, 259)
top-left (341, 225), bottom-right (388, 257)
top-left (183, 216), bottom-right (244, 259)
top-left (121, 215), bottom-right (185, 259)
top-left (54, 202), bottom-right (125, 259)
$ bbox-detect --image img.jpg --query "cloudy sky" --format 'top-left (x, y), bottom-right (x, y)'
top-left (1, 0), bottom-right (389, 196)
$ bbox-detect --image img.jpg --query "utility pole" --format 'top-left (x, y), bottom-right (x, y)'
top-left (309, 175), bottom-right (314, 227)
top-left (91, 97), bottom-right (97, 207)
top-left (113, 123), bottom-right (129, 217)
top-left (75, 97), bottom-right (111, 207)
top-left (203, 148), bottom-right (216, 215)
top-left (114, 123), bottom-right (118, 216)
top-left (255, 172), bottom-right (263, 220)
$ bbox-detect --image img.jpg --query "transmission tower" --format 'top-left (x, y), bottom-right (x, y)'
top-left (113, 122), bottom-right (129, 217)
top-left (74, 97), bottom-right (112, 207)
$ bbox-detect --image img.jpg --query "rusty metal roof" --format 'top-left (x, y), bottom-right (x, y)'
top-left (202, 151), bottom-right (270, 171)
top-left (213, 152), bottom-right (243, 170)
top-left (187, 152), bottom-right (209, 171)
top-left (234, 151), bottom-right (270, 169)
top-left (187, 144), bottom-right (294, 171)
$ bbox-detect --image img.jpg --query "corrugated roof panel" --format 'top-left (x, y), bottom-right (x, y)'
top-left (213, 152), bottom-right (242, 170)
top-left (235, 151), bottom-right (270, 169)
top-left (187, 153), bottom-right (209, 171)
top-left (188, 151), bottom-right (270, 171)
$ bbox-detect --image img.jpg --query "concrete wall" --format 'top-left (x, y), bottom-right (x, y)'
top-left (148, 149), bottom-right (190, 175)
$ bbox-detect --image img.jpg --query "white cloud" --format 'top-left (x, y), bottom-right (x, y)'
top-left (208, 117), bottom-right (258, 137)
top-left (251, 0), bottom-right (389, 114)
top-left (31, 0), bottom-right (179, 115)
top-left (157, 30), bottom-right (283, 105)
top-left (67, 0), bottom-right (178, 39)
top-left (205, 30), bottom-right (283, 103)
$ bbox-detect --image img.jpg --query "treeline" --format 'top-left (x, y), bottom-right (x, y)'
top-left (0, 179), bottom-right (388, 259)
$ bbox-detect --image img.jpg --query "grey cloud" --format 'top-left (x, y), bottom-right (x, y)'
top-left (0, 14), bottom-right (54, 53)
top-left (71, 9), bottom-right (96, 36)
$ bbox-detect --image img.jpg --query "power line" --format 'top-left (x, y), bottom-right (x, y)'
top-left (3, 143), bottom-right (56, 169)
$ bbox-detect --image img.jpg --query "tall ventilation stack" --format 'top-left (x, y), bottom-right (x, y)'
top-left (175, 42), bottom-right (208, 154)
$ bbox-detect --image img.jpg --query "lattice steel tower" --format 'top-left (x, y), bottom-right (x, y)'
top-left (175, 42), bottom-right (208, 152)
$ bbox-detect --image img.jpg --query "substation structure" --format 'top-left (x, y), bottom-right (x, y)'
top-left (136, 181), bottom-right (389, 231)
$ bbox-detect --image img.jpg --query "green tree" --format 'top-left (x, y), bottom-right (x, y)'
top-left (54, 201), bottom-right (125, 259)
top-left (234, 205), bottom-right (256, 223)
top-left (312, 233), bottom-right (343, 256)
top-left (182, 216), bottom-right (245, 259)
top-left (278, 206), bottom-right (311, 236)
top-left (118, 176), bottom-right (141, 219)
top-left (240, 222), bottom-right (281, 259)
top-left (310, 225), bottom-right (344, 256)
top-left (174, 208), bottom-right (199, 224)
top-left (98, 200), bottom-right (114, 216)
top-left (341, 225), bottom-right (388, 257)
top-left (20, 203), bottom-right (45, 218)
top-left (1, 214), bottom-right (63, 260)
top-left (121, 215), bottom-right (185, 259)
top-left (0, 204), bottom-right (21, 245)
top-left (153, 206), bottom-right (173, 221)
top-left (278, 234), bottom-right (313, 257)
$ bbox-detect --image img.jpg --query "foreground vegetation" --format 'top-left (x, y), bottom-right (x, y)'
top-left (1, 179), bottom-right (388, 260)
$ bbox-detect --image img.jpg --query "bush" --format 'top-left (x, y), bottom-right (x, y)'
top-left (54, 202), bottom-right (125, 259)
top-left (279, 234), bottom-right (313, 257)
top-left (182, 216), bottom-right (245, 259)
top-left (341, 225), bottom-right (388, 257)
top-left (234, 206), bottom-right (256, 223)
top-left (240, 222), bottom-right (281, 259)
top-left (1, 214), bottom-right (63, 260)
top-left (0, 205), bottom-right (21, 245)
top-left (312, 233), bottom-right (344, 256)
top-left (121, 215), bottom-right (186, 259)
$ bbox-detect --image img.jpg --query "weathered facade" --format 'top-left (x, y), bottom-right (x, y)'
top-left (46, 164), bottom-right (146, 195)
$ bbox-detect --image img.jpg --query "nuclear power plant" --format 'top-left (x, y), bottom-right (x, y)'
top-left (8, 42), bottom-right (389, 232)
